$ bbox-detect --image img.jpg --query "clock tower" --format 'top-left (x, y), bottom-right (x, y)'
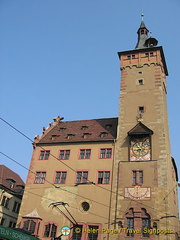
top-left (112, 17), bottom-right (179, 239)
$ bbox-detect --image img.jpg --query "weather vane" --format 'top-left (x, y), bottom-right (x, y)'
top-left (141, 12), bottom-right (144, 21)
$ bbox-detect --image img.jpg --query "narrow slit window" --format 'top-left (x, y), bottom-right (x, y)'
top-left (138, 79), bottom-right (143, 85)
top-left (139, 106), bottom-right (144, 113)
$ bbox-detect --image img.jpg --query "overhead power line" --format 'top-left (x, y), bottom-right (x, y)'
top-left (0, 117), bottom-right (178, 221)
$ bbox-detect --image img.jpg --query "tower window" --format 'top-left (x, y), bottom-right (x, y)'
top-left (138, 79), bottom-right (144, 85)
top-left (138, 71), bottom-right (143, 75)
top-left (132, 55), bottom-right (135, 59)
top-left (132, 170), bottom-right (143, 185)
top-left (139, 106), bottom-right (144, 113)
top-left (127, 218), bottom-right (134, 236)
top-left (150, 52), bottom-right (154, 57)
top-left (127, 55), bottom-right (131, 60)
top-left (142, 218), bottom-right (150, 237)
top-left (145, 53), bottom-right (149, 57)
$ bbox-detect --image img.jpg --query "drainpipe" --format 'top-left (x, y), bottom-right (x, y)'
top-left (107, 140), bottom-right (116, 240)
top-left (114, 161), bottom-right (121, 229)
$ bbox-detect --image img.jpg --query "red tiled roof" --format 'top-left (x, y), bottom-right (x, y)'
top-left (0, 165), bottom-right (25, 191)
top-left (36, 118), bottom-right (118, 144)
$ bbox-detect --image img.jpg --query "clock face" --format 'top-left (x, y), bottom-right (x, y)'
top-left (132, 141), bottom-right (149, 156)
top-left (130, 137), bottom-right (151, 161)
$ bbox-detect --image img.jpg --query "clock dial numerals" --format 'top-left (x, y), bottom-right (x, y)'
top-left (130, 138), bottom-right (151, 161)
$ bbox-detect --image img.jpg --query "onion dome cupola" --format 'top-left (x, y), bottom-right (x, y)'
top-left (135, 14), bottom-right (158, 49)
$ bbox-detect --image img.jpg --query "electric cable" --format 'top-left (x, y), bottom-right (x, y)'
top-left (0, 151), bottom-right (114, 211)
top-left (0, 164), bottom-right (179, 231)
top-left (0, 117), bottom-right (179, 223)
top-left (0, 175), bottom-right (109, 221)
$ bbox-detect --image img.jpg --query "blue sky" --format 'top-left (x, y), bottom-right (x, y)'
top-left (0, 0), bottom-right (180, 196)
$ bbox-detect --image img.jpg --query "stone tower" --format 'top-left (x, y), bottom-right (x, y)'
top-left (112, 17), bottom-right (179, 240)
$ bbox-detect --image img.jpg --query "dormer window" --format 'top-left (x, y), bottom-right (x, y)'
top-left (51, 135), bottom-right (60, 140)
top-left (100, 132), bottom-right (108, 138)
top-left (59, 127), bottom-right (66, 132)
top-left (67, 134), bottom-right (75, 139)
top-left (81, 126), bottom-right (88, 130)
top-left (83, 133), bottom-right (91, 139)
top-left (106, 124), bottom-right (112, 129)
top-left (6, 179), bottom-right (15, 189)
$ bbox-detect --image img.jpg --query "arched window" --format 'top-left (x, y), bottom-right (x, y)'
top-left (141, 208), bottom-right (150, 237)
top-left (125, 207), bottom-right (151, 237)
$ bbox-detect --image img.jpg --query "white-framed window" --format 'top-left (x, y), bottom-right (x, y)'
top-left (76, 171), bottom-right (88, 184)
top-left (79, 149), bottom-right (91, 159)
top-left (100, 148), bottom-right (112, 158)
top-left (97, 171), bottom-right (110, 184)
top-left (34, 172), bottom-right (46, 184)
top-left (54, 171), bottom-right (67, 184)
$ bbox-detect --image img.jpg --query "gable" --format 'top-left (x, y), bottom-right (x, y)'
top-left (128, 122), bottom-right (153, 136)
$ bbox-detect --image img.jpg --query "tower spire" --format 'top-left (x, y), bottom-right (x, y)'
top-left (135, 14), bottom-right (149, 49)
top-left (135, 14), bottom-right (158, 49)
